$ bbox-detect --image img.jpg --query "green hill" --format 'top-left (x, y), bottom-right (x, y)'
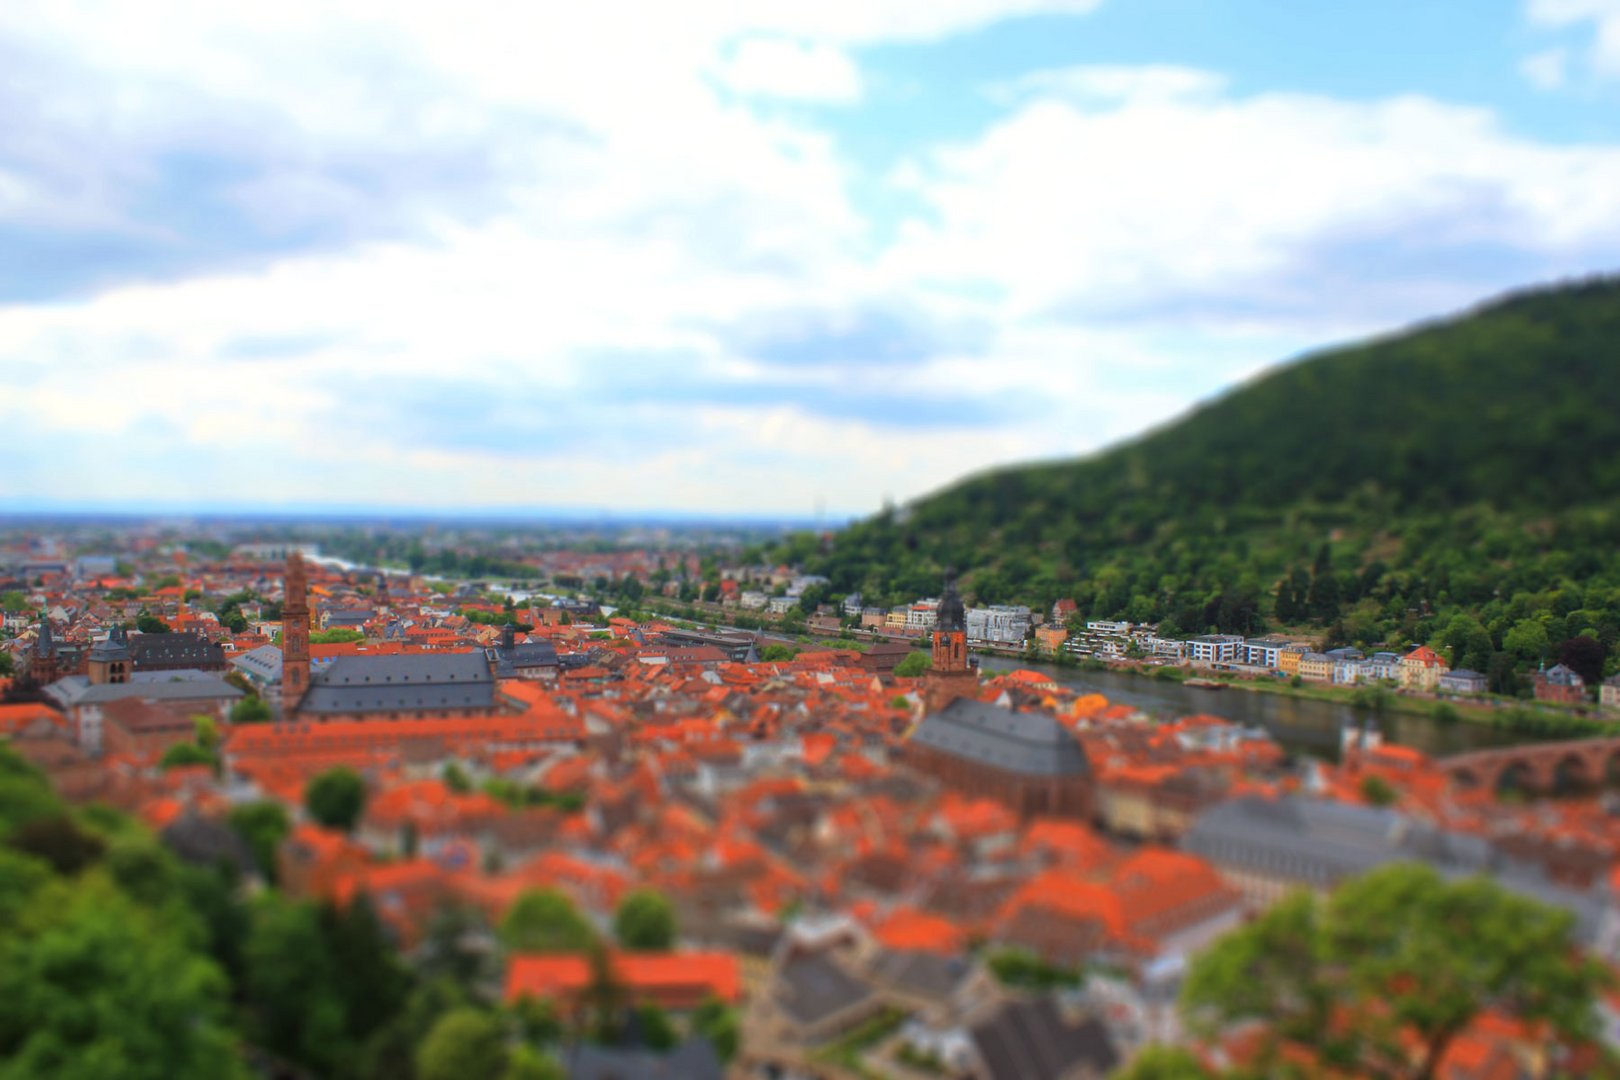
top-left (789, 276), bottom-right (1620, 692)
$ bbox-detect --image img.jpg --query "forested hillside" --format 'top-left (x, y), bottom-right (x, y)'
top-left (789, 276), bottom-right (1620, 691)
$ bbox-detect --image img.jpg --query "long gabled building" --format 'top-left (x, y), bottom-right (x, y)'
top-left (905, 697), bottom-right (1094, 820)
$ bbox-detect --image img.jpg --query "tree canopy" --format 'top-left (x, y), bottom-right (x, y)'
top-left (499, 888), bottom-right (597, 954)
top-left (415, 1007), bottom-right (508, 1080)
top-left (893, 651), bottom-right (931, 678)
top-left (612, 888), bottom-right (677, 952)
top-left (304, 767), bottom-right (367, 833)
top-left (1180, 863), bottom-right (1613, 1079)
top-left (0, 874), bottom-right (246, 1080)
top-left (227, 801), bottom-right (289, 883)
top-left (777, 278), bottom-right (1620, 686)
top-left (229, 695), bottom-right (272, 725)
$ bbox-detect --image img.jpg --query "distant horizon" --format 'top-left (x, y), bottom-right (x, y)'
top-left (0, 501), bottom-right (835, 531)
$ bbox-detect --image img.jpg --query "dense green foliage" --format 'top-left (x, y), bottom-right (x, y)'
top-left (893, 650), bottom-right (932, 678)
top-left (0, 745), bottom-right (245, 1079)
top-left (0, 746), bottom-right (730, 1077)
top-left (227, 801), bottom-right (290, 883)
top-left (306, 767), bottom-right (368, 833)
top-left (1179, 863), bottom-right (1612, 1079)
top-left (612, 888), bottom-right (677, 952)
top-left (311, 627), bottom-right (366, 644)
top-left (229, 695), bottom-right (272, 725)
top-left (499, 888), bottom-right (598, 954)
top-left (792, 279), bottom-right (1620, 686)
top-left (985, 947), bottom-right (1085, 990)
top-left (158, 741), bottom-right (216, 771)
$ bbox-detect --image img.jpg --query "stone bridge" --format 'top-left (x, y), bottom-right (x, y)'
top-left (1440, 736), bottom-right (1620, 795)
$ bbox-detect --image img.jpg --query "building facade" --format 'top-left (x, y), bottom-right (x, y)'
top-left (905, 697), bottom-right (1094, 820)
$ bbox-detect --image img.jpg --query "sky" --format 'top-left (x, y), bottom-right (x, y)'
top-left (2, 1), bottom-right (1619, 521)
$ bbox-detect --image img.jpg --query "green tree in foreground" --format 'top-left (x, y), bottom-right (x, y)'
top-left (503, 1044), bottom-right (567, 1080)
top-left (613, 888), bottom-right (677, 952)
top-left (500, 888), bottom-right (598, 954)
top-left (1181, 863), bottom-right (1612, 1080)
top-left (305, 767), bottom-right (367, 833)
top-left (692, 996), bottom-right (741, 1063)
top-left (0, 874), bottom-right (247, 1080)
top-left (228, 801), bottom-right (290, 883)
top-left (1111, 1045), bottom-right (1219, 1079)
top-left (416, 1007), bottom-right (508, 1080)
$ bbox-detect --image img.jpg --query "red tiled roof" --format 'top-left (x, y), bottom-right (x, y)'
top-left (504, 952), bottom-right (742, 1006)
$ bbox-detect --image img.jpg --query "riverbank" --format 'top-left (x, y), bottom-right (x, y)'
top-left (615, 597), bottom-right (1620, 746)
top-left (1055, 657), bottom-right (1620, 742)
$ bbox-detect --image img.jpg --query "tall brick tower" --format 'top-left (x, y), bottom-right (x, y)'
top-left (923, 575), bottom-right (978, 713)
top-left (281, 551), bottom-right (311, 714)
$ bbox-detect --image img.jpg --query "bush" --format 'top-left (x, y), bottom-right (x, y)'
top-left (229, 696), bottom-right (272, 724)
top-left (894, 651), bottom-right (932, 678)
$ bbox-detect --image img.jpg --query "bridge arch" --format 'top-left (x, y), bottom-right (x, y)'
top-left (1553, 752), bottom-right (1596, 795)
top-left (1496, 760), bottom-right (1535, 796)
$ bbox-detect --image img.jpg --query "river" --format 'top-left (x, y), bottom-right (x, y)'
top-left (973, 655), bottom-right (1534, 760)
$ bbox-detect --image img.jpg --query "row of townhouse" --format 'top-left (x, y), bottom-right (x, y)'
top-left (1063, 620), bottom-right (1183, 660)
top-left (964, 604), bottom-right (1032, 645)
top-left (871, 600), bottom-right (1035, 645)
top-left (1053, 619), bottom-right (1466, 694)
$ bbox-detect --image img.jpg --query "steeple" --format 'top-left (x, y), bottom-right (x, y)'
top-left (923, 571), bottom-right (977, 713)
top-left (931, 572), bottom-right (969, 675)
top-left (281, 551), bottom-right (311, 713)
top-left (28, 618), bottom-right (59, 686)
top-left (936, 572), bottom-right (966, 635)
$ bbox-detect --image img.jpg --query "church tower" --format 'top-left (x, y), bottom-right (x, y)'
top-left (281, 551), bottom-right (311, 714)
top-left (27, 620), bottom-right (59, 687)
top-left (87, 626), bottom-right (131, 686)
top-left (932, 580), bottom-right (968, 674)
top-left (922, 576), bottom-right (979, 713)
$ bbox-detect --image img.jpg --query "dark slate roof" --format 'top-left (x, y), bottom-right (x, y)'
top-left (909, 697), bottom-right (1090, 778)
top-left (773, 952), bottom-right (874, 1028)
top-left (1542, 663), bottom-right (1585, 686)
top-left (231, 644), bottom-right (283, 681)
top-left (869, 949), bottom-right (973, 1001)
top-left (88, 625), bottom-right (132, 663)
top-left (970, 998), bottom-right (1119, 1080)
top-left (564, 1039), bottom-right (723, 1080)
top-left (297, 653), bottom-right (496, 715)
top-left (131, 631), bottom-right (224, 669)
top-left (46, 673), bottom-right (243, 707)
top-left (487, 639), bottom-right (559, 678)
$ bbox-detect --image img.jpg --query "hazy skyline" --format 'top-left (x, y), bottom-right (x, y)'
top-left (3, 1), bottom-right (1619, 517)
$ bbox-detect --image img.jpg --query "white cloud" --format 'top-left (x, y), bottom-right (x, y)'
top-left (1528, 0), bottom-right (1620, 80)
top-left (883, 73), bottom-right (1620, 326)
top-left (715, 38), bottom-right (865, 103)
top-left (1521, 47), bottom-right (1570, 89)
top-left (996, 64), bottom-right (1225, 105)
top-left (3, 7), bottom-right (1620, 517)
